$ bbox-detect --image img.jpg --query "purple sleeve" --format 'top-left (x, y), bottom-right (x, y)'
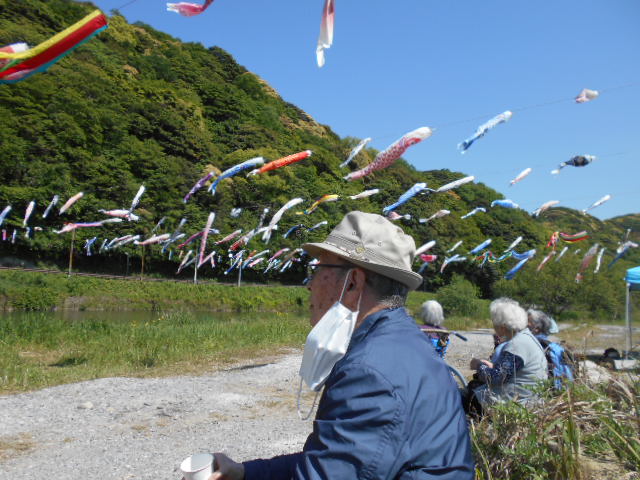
top-left (478, 351), bottom-right (523, 385)
top-left (243, 452), bottom-right (303, 480)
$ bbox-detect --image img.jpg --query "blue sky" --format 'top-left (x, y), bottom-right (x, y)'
top-left (88, 0), bottom-right (639, 220)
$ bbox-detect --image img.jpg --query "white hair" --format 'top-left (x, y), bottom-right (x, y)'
top-left (527, 309), bottom-right (551, 335)
top-left (419, 300), bottom-right (444, 326)
top-left (490, 297), bottom-right (527, 333)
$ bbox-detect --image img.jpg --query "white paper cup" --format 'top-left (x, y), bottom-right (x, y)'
top-left (180, 453), bottom-right (214, 480)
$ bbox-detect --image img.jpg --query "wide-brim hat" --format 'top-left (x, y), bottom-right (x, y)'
top-left (302, 211), bottom-right (423, 290)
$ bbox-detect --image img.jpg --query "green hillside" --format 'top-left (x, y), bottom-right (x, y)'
top-left (0, 0), bottom-right (638, 318)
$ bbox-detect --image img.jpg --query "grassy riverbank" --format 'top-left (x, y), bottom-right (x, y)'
top-left (0, 310), bottom-right (311, 394)
top-left (0, 269), bottom-right (493, 394)
top-left (0, 268), bottom-right (450, 314)
top-left (0, 304), bottom-right (487, 395)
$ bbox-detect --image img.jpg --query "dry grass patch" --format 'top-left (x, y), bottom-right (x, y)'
top-left (18, 349), bottom-right (64, 366)
top-left (155, 418), bottom-right (171, 428)
top-left (0, 434), bottom-right (36, 461)
top-left (260, 400), bottom-right (286, 410)
top-left (208, 412), bottom-right (230, 422)
top-left (581, 454), bottom-right (634, 480)
top-left (472, 377), bottom-right (640, 479)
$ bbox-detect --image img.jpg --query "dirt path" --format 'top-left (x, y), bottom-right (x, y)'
top-left (0, 350), bottom-right (311, 480)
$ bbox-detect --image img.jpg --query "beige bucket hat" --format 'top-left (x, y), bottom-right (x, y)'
top-left (302, 211), bottom-right (423, 290)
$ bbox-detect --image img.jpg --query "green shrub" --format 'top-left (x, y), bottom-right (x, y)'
top-left (8, 287), bottom-right (58, 311)
top-left (436, 275), bottom-right (485, 318)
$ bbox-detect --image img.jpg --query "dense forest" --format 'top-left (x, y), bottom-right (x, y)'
top-left (0, 0), bottom-right (638, 319)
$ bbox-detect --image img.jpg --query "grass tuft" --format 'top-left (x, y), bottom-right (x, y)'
top-left (0, 434), bottom-right (36, 461)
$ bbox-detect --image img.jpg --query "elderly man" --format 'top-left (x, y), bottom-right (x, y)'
top-left (212, 211), bottom-right (474, 480)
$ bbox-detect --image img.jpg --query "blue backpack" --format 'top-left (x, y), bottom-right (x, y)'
top-left (538, 338), bottom-right (575, 389)
top-left (420, 325), bottom-right (450, 359)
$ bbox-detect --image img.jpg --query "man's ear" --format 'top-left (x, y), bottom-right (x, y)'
top-left (342, 269), bottom-right (366, 314)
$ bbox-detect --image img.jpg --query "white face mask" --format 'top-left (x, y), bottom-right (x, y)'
top-left (297, 270), bottom-right (360, 419)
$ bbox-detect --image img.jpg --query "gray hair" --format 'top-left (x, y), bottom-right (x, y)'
top-left (418, 300), bottom-right (444, 326)
top-left (364, 270), bottom-right (409, 309)
top-left (527, 309), bottom-right (551, 335)
top-left (490, 297), bottom-right (527, 333)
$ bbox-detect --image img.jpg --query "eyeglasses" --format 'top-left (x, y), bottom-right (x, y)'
top-left (305, 264), bottom-right (352, 283)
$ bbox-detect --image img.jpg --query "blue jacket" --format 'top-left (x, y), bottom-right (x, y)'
top-left (243, 307), bottom-right (474, 480)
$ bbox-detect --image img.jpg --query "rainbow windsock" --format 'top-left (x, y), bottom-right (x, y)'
top-left (0, 10), bottom-right (108, 84)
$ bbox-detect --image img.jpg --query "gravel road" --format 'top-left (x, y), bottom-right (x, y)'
top-left (0, 330), bottom-right (495, 480)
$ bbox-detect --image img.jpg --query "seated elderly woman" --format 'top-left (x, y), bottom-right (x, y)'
top-left (528, 308), bottom-right (574, 387)
top-left (469, 298), bottom-right (548, 410)
top-left (527, 308), bottom-right (558, 342)
top-left (488, 307), bottom-right (554, 366)
top-left (418, 300), bottom-right (449, 358)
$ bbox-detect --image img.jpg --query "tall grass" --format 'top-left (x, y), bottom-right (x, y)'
top-left (0, 310), bottom-right (310, 394)
top-left (471, 378), bottom-right (640, 479)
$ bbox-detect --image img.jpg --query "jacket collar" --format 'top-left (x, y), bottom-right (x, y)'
top-left (348, 307), bottom-right (407, 350)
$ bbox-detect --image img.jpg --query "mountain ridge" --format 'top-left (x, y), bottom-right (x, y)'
top-left (0, 0), bottom-right (638, 306)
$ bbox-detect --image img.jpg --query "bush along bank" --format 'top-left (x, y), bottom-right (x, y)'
top-left (0, 269), bottom-right (310, 312)
top-left (0, 268), bottom-right (441, 314)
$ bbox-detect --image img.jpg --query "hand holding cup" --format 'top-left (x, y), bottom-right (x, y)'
top-left (210, 453), bottom-right (245, 480)
top-left (180, 453), bottom-right (214, 480)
